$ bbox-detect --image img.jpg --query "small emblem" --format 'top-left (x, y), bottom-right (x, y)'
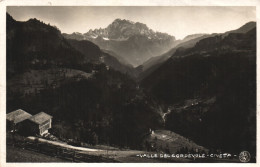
top-left (239, 151), bottom-right (251, 163)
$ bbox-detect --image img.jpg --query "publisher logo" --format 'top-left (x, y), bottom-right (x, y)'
top-left (239, 151), bottom-right (251, 163)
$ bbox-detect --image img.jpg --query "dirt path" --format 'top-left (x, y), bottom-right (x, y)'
top-left (26, 136), bottom-right (191, 162)
top-left (27, 136), bottom-right (101, 152)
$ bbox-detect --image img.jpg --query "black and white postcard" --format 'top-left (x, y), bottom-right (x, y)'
top-left (0, 0), bottom-right (259, 166)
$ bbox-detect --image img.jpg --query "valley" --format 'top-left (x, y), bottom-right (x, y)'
top-left (6, 11), bottom-right (256, 163)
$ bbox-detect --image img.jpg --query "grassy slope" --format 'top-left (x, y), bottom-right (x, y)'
top-left (145, 130), bottom-right (208, 154)
top-left (7, 146), bottom-right (69, 162)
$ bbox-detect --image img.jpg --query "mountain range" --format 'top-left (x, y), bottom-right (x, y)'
top-left (63, 18), bottom-right (177, 66)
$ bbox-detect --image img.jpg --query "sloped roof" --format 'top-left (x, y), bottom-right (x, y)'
top-left (28, 112), bottom-right (52, 125)
top-left (6, 109), bottom-right (32, 124)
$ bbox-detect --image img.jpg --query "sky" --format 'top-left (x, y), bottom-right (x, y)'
top-left (7, 6), bottom-right (256, 39)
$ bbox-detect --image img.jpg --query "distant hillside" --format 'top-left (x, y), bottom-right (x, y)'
top-left (182, 34), bottom-right (207, 42)
top-left (65, 39), bottom-right (101, 62)
top-left (137, 34), bottom-right (213, 81)
top-left (67, 39), bottom-right (138, 77)
top-left (225, 21), bottom-right (256, 34)
top-left (101, 49), bottom-right (132, 67)
top-left (138, 22), bottom-right (256, 81)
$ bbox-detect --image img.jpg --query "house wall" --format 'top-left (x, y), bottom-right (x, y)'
top-left (7, 117), bottom-right (52, 136)
top-left (19, 120), bottom-right (39, 136)
top-left (6, 120), bottom-right (14, 132)
top-left (39, 119), bottom-right (52, 135)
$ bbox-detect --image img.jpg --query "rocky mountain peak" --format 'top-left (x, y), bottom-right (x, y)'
top-left (111, 18), bottom-right (135, 25)
top-left (65, 19), bottom-right (176, 66)
top-left (84, 18), bottom-right (175, 41)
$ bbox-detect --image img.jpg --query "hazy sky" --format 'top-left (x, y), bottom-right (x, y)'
top-left (7, 6), bottom-right (256, 39)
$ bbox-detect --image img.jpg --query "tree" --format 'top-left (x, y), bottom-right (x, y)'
top-left (90, 132), bottom-right (98, 145)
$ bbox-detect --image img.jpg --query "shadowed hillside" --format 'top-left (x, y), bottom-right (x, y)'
top-left (141, 25), bottom-right (256, 155)
top-left (138, 22), bottom-right (256, 81)
top-left (67, 39), bottom-right (138, 77)
top-left (6, 13), bottom-right (163, 149)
